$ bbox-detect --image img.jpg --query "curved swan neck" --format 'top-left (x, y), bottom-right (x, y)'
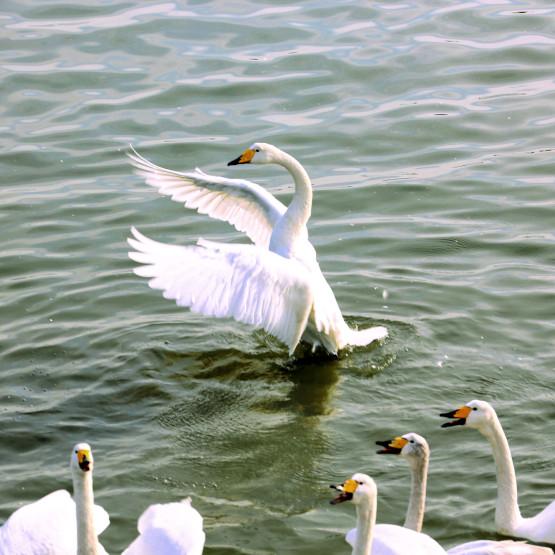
top-left (274, 148), bottom-right (312, 228)
top-left (406, 454), bottom-right (428, 532)
top-left (481, 415), bottom-right (522, 532)
top-left (73, 470), bottom-right (100, 555)
top-left (354, 495), bottom-right (376, 555)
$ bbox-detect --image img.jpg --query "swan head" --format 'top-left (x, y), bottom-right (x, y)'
top-left (330, 473), bottom-right (376, 506)
top-left (228, 143), bottom-right (278, 166)
top-left (71, 442), bottom-right (94, 475)
top-left (376, 432), bottom-right (429, 463)
top-left (440, 399), bottom-right (496, 431)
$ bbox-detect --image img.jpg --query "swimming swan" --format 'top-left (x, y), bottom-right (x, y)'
top-left (330, 472), bottom-right (448, 554)
top-left (122, 497), bottom-right (205, 555)
top-left (376, 433), bottom-right (553, 554)
top-left (127, 143), bottom-right (387, 355)
top-left (440, 400), bottom-right (555, 545)
top-left (0, 443), bottom-right (109, 555)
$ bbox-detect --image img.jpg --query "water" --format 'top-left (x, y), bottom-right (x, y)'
top-left (1, 0), bottom-right (554, 553)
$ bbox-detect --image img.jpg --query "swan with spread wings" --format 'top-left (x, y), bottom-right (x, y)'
top-left (128, 143), bottom-right (387, 355)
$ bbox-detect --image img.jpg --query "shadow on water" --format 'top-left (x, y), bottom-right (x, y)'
top-left (134, 319), bottom-right (403, 516)
top-left (143, 344), bottom-right (345, 513)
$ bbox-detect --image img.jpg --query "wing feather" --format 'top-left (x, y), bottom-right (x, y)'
top-left (128, 228), bottom-right (313, 354)
top-left (128, 148), bottom-right (286, 248)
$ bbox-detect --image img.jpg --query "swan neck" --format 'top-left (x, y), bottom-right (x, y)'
top-left (405, 455), bottom-right (427, 532)
top-left (73, 470), bottom-right (99, 555)
top-left (482, 415), bottom-right (522, 532)
top-left (353, 496), bottom-right (376, 555)
top-left (275, 149), bottom-right (312, 228)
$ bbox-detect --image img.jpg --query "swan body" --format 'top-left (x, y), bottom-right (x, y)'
top-left (0, 443), bottom-right (109, 555)
top-left (127, 143), bottom-right (387, 355)
top-left (440, 400), bottom-right (555, 544)
top-left (122, 497), bottom-right (205, 555)
top-left (441, 400), bottom-right (555, 545)
top-left (447, 540), bottom-right (553, 555)
top-left (330, 473), bottom-right (448, 554)
top-left (376, 433), bottom-right (553, 554)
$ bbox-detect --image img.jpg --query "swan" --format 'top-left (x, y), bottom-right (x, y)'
top-left (330, 472), bottom-right (448, 554)
top-left (122, 497), bottom-right (205, 555)
top-left (0, 443), bottom-right (109, 555)
top-left (376, 433), bottom-right (553, 554)
top-left (127, 143), bottom-right (388, 355)
top-left (376, 433), bottom-right (428, 533)
top-left (440, 400), bottom-right (555, 545)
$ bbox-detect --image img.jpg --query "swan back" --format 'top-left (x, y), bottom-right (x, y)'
top-left (122, 498), bottom-right (205, 555)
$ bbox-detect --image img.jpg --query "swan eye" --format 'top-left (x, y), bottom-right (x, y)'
top-left (255, 149), bottom-right (260, 152)
top-left (472, 407), bottom-right (477, 411)
top-left (410, 440), bottom-right (414, 443)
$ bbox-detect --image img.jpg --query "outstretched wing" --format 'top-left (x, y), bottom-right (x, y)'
top-left (128, 227), bottom-right (313, 354)
top-left (128, 148), bottom-right (286, 248)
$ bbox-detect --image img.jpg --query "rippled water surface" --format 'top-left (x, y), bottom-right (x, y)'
top-left (1, 1), bottom-right (554, 553)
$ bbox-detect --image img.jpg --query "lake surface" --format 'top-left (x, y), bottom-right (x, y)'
top-left (1, 1), bottom-right (554, 553)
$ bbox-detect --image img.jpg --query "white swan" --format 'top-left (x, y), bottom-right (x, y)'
top-left (376, 433), bottom-right (553, 554)
top-left (127, 143), bottom-right (387, 355)
top-left (376, 433), bottom-right (428, 533)
top-left (122, 497), bottom-right (205, 555)
top-left (330, 472), bottom-right (448, 554)
top-left (0, 443), bottom-right (109, 555)
top-left (441, 400), bottom-right (555, 545)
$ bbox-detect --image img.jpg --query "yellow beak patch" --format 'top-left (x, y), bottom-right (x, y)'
top-left (238, 149), bottom-right (256, 164)
top-left (453, 406), bottom-right (472, 419)
top-left (390, 437), bottom-right (409, 450)
top-left (341, 478), bottom-right (359, 494)
top-left (77, 449), bottom-right (90, 464)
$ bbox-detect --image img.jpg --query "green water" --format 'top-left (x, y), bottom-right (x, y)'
top-left (1, 1), bottom-right (554, 553)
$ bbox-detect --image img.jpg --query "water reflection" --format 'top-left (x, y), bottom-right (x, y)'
top-left (152, 348), bottom-right (341, 513)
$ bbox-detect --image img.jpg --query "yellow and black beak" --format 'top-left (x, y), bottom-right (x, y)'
top-left (330, 478), bottom-right (358, 504)
top-left (76, 448), bottom-right (92, 472)
top-left (228, 148), bottom-right (256, 166)
top-left (376, 436), bottom-right (408, 455)
top-left (440, 405), bottom-right (472, 428)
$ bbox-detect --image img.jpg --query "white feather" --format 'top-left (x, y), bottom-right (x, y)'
top-left (122, 498), bottom-right (205, 555)
top-left (128, 147), bottom-right (286, 248)
top-left (129, 227), bottom-right (313, 353)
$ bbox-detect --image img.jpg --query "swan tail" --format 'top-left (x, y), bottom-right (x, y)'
top-left (343, 325), bottom-right (388, 347)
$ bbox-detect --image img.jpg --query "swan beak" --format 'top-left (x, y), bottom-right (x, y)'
top-left (330, 478), bottom-right (358, 504)
top-left (76, 449), bottom-right (92, 472)
top-left (376, 436), bottom-right (408, 454)
top-left (440, 405), bottom-right (472, 427)
top-left (228, 149), bottom-right (256, 166)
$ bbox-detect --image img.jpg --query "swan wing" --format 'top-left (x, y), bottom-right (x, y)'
top-left (123, 499), bottom-right (205, 555)
top-left (128, 227), bottom-right (314, 354)
top-left (128, 148), bottom-right (286, 248)
top-left (0, 490), bottom-right (109, 555)
top-left (447, 539), bottom-right (554, 554)
top-left (515, 499), bottom-right (555, 544)
top-left (372, 523), bottom-right (448, 555)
